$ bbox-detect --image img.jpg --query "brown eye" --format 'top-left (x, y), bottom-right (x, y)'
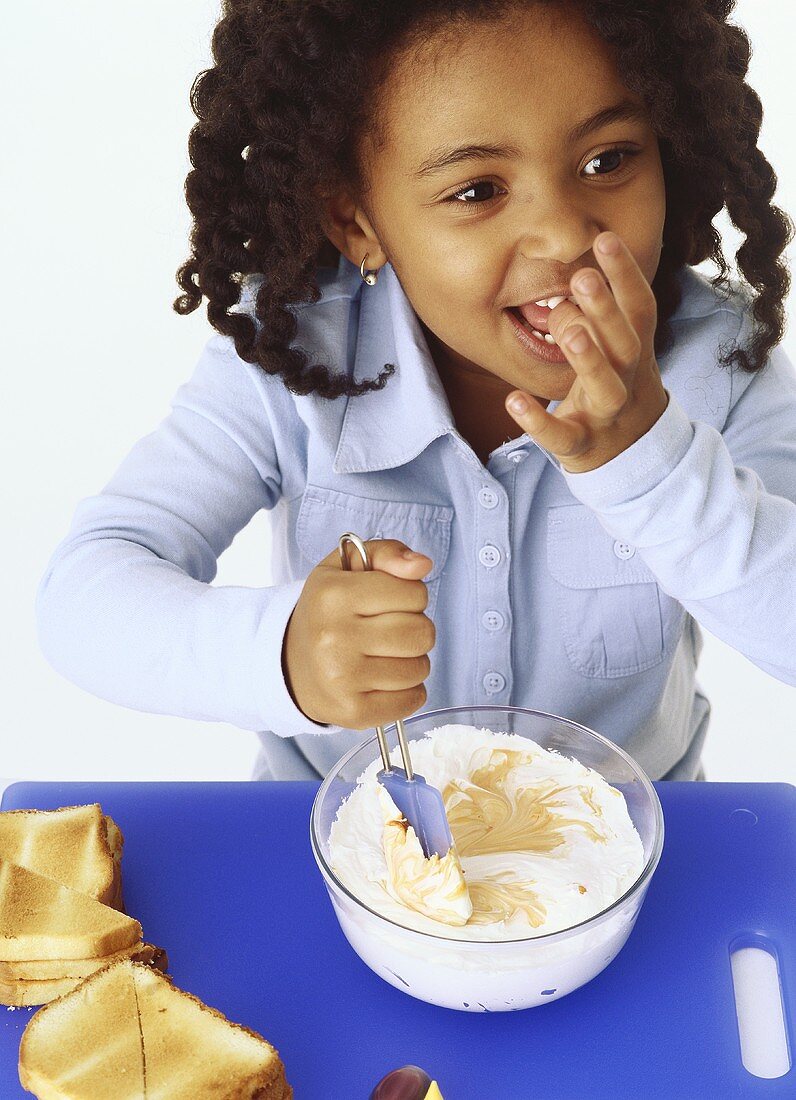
top-left (444, 179), bottom-right (502, 206)
top-left (583, 146), bottom-right (640, 177)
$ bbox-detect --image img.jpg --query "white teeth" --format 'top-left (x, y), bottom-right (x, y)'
top-left (530, 328), bottom-right (559, 346)
top-left (533, 295), bottom-right (576, 308)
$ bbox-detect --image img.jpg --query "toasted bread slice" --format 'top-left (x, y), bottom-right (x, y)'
top-left (19, 959), bottom-right (293, 1100)
top-left (0, 805), bottom-right (122, 908)
top-left (103, 814), bottom-right (124, 912)
top-left (19, 956), bottom-right (146, 1099)
top-left (133, 963), bottom-right (292, 1099)
top-left (103, 815), bottom-right (123, 865)
top-left (0, 941), bottom-right (168, 1007)
top-left (0, 858), bottom-right (141, 963)
top-left (0, 941), bottom-right (165, 983)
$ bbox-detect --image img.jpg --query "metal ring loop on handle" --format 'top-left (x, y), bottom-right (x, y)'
top-left (338, 532), bottom-right (415, 780)
top-left (338, 531), bottom-right (371, 573)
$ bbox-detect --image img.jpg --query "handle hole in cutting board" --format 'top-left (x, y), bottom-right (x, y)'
top-left (729, 937), bottom-right (791, 1079)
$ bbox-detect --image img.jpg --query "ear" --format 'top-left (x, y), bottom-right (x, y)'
top-left (315, 183), bottom-right (387, 270)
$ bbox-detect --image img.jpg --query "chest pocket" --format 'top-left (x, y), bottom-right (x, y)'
top-left (296, 485), bottom-right (453, 620)
top-left (547, 504), bottom-right (685, 678)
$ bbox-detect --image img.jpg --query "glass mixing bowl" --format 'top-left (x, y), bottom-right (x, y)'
top-left (310, 705), bottom-right (664, 1012)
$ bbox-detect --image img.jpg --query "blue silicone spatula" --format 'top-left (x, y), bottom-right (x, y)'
top-left (339, 532), bottom-right (455, 859)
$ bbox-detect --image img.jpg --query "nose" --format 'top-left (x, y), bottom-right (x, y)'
top-left (517, 196), bottom-right (604, 266)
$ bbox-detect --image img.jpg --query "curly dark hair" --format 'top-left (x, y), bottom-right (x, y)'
top-left (173, 0), bottom-right (793, 399)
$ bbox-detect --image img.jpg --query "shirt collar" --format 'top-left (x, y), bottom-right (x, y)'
top-left (332, 259), bottom-right (456, 474)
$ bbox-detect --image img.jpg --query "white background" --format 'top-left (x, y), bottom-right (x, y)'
top-left (2, 1), bottom-right (794, 788)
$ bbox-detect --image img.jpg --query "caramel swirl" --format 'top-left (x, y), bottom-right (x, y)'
top-left (466, 876), bottom-right (548, 927)
top-left (443, 749), bottom-right (607, 858)
top-left (439, 749), bottom-right (608, 926)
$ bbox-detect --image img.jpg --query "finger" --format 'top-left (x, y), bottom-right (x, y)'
top-left (323, 538), bottom-right (434, 580)
top-left (558, 325), bottom-right (628, 423)
top-left (546, 296), bottom-right (610, 362)
top-left (357, 538), bottom-right (434, 579)
top-left (590, 231), bottom-right (657, 340)
top-left (347, 572), bottom-right (430, 615)
top-left (356, 611), bottom-right (436, 656)
top-left (358, 653), bottom-right (431, 691)
top-left (505, 391), bottom-right (588, 458)
top-left (354, 684), bottom-right (428, 728)
top-left (566, 267), bottom-right (642, 376)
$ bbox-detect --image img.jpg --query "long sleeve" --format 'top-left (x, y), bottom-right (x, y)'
top-left (561, 329), bottom-right (796, 685)
top-left (35, 334), bottom-right (334, 736)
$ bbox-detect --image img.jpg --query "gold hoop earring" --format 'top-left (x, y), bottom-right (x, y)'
top-left (360, 253), bottom-right (379, 285)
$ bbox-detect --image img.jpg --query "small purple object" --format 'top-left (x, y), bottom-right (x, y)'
top-left (370, 1064), bottom-right (433, 1100)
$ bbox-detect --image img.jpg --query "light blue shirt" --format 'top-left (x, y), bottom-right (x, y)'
top-left (35, 255), bottom-right (796, 782)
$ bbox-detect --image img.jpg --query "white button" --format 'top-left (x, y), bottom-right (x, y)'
top-left (482, 610), bottom-right (505, 631)
top-left (478, 544), bottom-right (502, 568)
top-left (483, 671), bottom-right (506, 694)
top-left (478, 487), bottom-right (499, 509)
top-left (613, 540), bottom-right (636, 560)
top-left (509, 450), bottom-right (528, 464)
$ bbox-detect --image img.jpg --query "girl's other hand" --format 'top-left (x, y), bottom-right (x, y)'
top-left (505, 231), bottom-right (669, 473)
top-left (282, 539), bottom-right (435, 729)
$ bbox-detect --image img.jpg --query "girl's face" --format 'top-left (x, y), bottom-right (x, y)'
top-left (350, 2), bottom-right (666, 402)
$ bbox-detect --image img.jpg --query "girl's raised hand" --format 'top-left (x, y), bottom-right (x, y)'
top-left (505, 231), bottom-right (668, 473)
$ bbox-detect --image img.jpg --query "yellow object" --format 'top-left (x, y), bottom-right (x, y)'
top-left (425, 1084), bottom-right (444, 1100)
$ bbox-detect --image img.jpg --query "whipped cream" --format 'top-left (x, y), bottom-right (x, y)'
top-left (328, 724), bottom-right (646, 941)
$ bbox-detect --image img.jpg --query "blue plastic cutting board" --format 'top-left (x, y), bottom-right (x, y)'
top-left (1, 781), bottom-right (794, 1098)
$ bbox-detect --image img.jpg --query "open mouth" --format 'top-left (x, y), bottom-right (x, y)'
top-left (507, 306), bottom-right (559, 346)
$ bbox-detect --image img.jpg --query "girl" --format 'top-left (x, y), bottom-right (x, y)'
top-left (36, 0), bottom-right (796, 783)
